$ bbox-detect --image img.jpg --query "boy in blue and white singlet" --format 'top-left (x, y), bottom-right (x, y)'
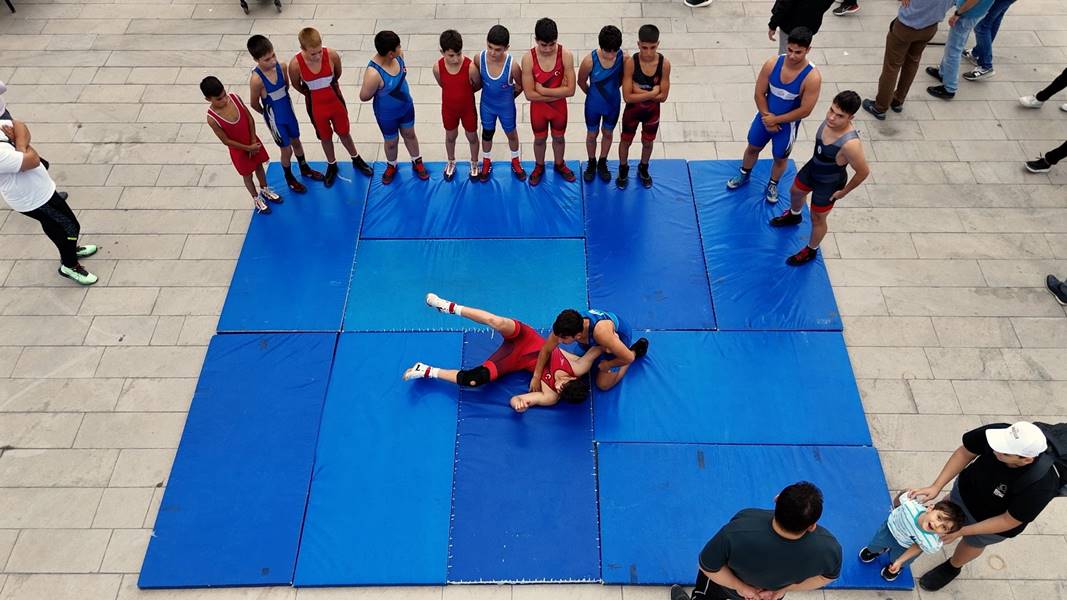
top-left (474, 25), bottom-right (527, 182)
top-left (726, 27), bottom-right (822, 204)
top-left (578, 25), bottom-right (624, 183)
top-left (246, 35), bottom-right (323, 193)
top-left (359, 30), bottom-right (429, 185)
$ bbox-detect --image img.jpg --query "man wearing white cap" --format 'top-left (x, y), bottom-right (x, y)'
top-left (908, 421), bottom-right (1058, 591)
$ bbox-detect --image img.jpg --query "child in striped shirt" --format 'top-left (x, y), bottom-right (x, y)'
top-left (859, 492), bottom-right (965, 582)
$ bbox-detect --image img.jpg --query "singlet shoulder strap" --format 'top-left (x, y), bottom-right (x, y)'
top-left (815, 121), bottom-right (826, 141)
top-left (655, 53), bottom-right (664, 78)
top-left (838, 129), bottom-right (860, 145)
top-left (368, 60), bottom-right (387, 77)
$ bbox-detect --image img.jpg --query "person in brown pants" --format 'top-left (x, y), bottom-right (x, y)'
top-left (862, 0), bottom-right (954, 119)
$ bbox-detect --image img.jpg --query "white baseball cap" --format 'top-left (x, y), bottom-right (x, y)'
top-left (986, 422), bottom-right (1047, 458)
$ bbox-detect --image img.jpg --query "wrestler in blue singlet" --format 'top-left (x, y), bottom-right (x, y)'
top-left (584, 49), bottom-right (624, 132)
top-left (368, 56), bottom-right (416, 141)
top-left (479, 50), bottom-right (518, 135)
top-left (253, 62), bottom-right (301, 148)
top-left (746, 54), bottom-right (815, 159)
top-left (579, 308), bottom-right (633, 350)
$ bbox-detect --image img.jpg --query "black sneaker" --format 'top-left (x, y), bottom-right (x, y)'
top-left (880, 565), bottom-right (900, 582)
top-left (926, 85), bottom-right (955, 100)
top-left (638, 163), bottom-right (653, 188)
top-left (352, 154), bottom-right (374, 177)
top-left (786, 246), bottom-right (818, 266)
top-left (1026, 157), bottom-right (1052, 173)
top-left (918, 560), bottom-right (962, 592)
top-left (583, 159), bottom-right (597, 182)
top-left (1047, 274), bottom-right (1067, 305)
top-left (284, 169), bottom-right (307, 193)
top-left (890, 101), bottom-right (904, 113)
top-left (616, 163), bottom-right (630, 190)
top-left (770, 209), bottom-right (803, 227)
top-left (683, 0), bottom-right (712, 7)
top-left (597, 157), bottom-right (611, 182)
top-left (859, 547), bottom-right (882, 563)
top-left (629, 337), bottom-right (649, 359)
top-left (832, 2), bottom-right (859, 15)
top-left (925, 66), bottom-right (943, 82)
top-left (57, 191), bottom-right (68, 201)
top-left (862, 98), bottom-right (886, 120)
top-left (669, 584), bottom-right (690, 600)
top-left (324, 162), bottom-right (339, 188)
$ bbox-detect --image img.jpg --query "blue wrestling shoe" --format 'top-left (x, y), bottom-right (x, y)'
top-left (726, 169), bottom-right (750, 190)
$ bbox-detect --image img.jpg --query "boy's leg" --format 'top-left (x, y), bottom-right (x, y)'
top-left (533, 135), bottom-right (547, 165)
top-left (640, 138), bottom-right (655, 164)
top-left (338, 132), bottom-right (360, 158)
top-left (809, 209), bottom-right (829, 249)
top-left (505, 129), bottom-right (520, 153)
top-left (320, 138), bottom-right (337, 162)
top-left (424, 293), bottom-right (517, 336)
top-left (864, 520), bottom-right (897, 554)
top-left (20, 192), bottom-right (82, 268)
top-left (245, 174), bottom-right (267, 210)
top-left (585, 130), bottom-right (598, 161)
top-left (599, 128), bottom-right (614, 160)
top-left (551, 133), bottom-right (566, 165)
top-left (595, 363), bottom-right (629, 391)
top-left (253, 164), bottom-right (268, 189)
top-left (399, 126), bottom-right (421, 160)
top-left (384, 138), bottom-right (400, 163)
top-left (464, 130), bottom-right (479, 164)
top-left (444, 128), bottom-right (458, 161)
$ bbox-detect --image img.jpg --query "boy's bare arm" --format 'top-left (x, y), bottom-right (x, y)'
top-left (469, 58), bottom-right (482, 92)
top-left (358, 68), bottom-right (380, 102)
top-left (207, 117), bottom-right (254, 151)
top-left (331, 50), bottom-right (343, 82)
top-left (288, 58), bottom-right (309, 95)
top-left (577, 54), bottom-right (592, 94)
top-left (655, 57), bottom-right (671, 102)
top-left (249, 75), bottom-right (265, 114)
top-left (432, 61), bottom-right (442, 87)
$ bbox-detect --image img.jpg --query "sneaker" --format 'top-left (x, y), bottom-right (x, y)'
top-left (76, 244), bottom-right (98, 258)
top-left (638, 163), bottom-right (653, 188)
top-left (58, 263), bottom-right (98, 285)
top-left (253, 195), bottom-right (272, 214)
top-left (858, 547), bottom-right (882, 563)
top-left (284, 170), bottom-right (307, 193)
top-left (479, 158), bottom-right (493, 182)
top-left (726, 170), bottom-right (750, 190)
top-left (299, 162), bottom-right (325, 181)
top-left (616, 163), bottom-right (630, 189)
top-left (425, 292), bottom-right (457, 314)
top-left (402, 362), bottom-right (429, 381)
top-left (511, 157), bottom-right (527, 181)
top-left (1025, 157), bottom-right (1052, 173)
top-left (786, 246), bottom-right (818, 266)
top-left (260, 187), bottom-right (283, 203)
top-left (925, 66), bottom-right (942, 82)
top-left (926, 85), bottom-right (955, 100)
top-left (469, 161), bottom-right (480, 181)
top-left (890, 101), bottom-right (904, 113)
top-left (683, 0), bottom-right (713, 7)
top-left (382, 163), bottom-right (398, 185)
top-left (963, 67), bottom-right (995, 81)
top-left (629, 337), bottom-right (649, 359)
top-left (529, 163), bottom-right (545, 187)
top-left (962, 48), bottom-right (978, 65)
top-left (918, 560), bottom-right (962, 592)
top-left (765, 180), bottom-right (779, 204)
top-left (862, 98), bottom-right (886, 120)
top-left (583, 159), bottom-right (597, 183)
top-left (352, 154), bottom-right (374, 177)
top-left (1046, 274), bottom-right (1067, 306)
top-left (669, 584), bottom-right (690, 600)
top-left (323, 162), bottom-right (339, 188)
top-left (1061, 103), bottom-right (1067, 112)
top-left (880, 565), bottom-right (900, 582)
top-left (1018, 95), bottom-right (1044, 108)
top-left (413, 158), bottom-right (430, 181)
top-left (444, 160), bottom-right (457, 182)
top-left (833, 2), bottom-right (859, 16)
top-left (597, 157), bottom-right (611, 182)
top-left (554, 162), bottom-right (577, 183)
top-left (770, 209), bottom-right (803, 227)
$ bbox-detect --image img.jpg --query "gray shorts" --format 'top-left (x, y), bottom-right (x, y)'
top-left (950, 485), bottom-right (1009, 548)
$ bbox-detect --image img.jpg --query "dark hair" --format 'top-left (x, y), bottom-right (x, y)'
top-left (787, 26), bottom-right (814, 48)
top-left (440, 29), bottom-right (463, 53)
top-left (933, 500), bottom-right (965, 533)
top-left (246, 35), bottom-right (273, 60)
top-left (559, 378), bottom-right (591, 404)
top-left (832, 90), bottom-right (862, 115)
top-left (374, 30), bottom-right (402, 56)
top-left (552, 309), bottom-right (583, 337)
top-left (638, 24), bottom-right (660, 44)
top-left (199, 76), bottom-right (225, 98)
top-left (599, 25), bottom-right (622, 51)
top-left (774, 481), bottom-right (823, 534)
top-left (534, 17), bottom-right (558, 43)
top-left (487, 24), bottom-right (510, 47)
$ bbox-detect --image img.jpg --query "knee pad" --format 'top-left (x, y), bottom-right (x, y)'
top-left (481, 128), bottom-right (496, 142)
top-left (456, 366), bottom-right (491, 388)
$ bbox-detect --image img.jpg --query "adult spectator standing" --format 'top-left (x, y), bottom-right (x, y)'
top-left (910, 422), bottom-right (1060, 592)
top-left (961, 0), bottom-right (1017, 81)
top-left (670, 481), bottom-right (842, 600)
top-left (925, 0), bottom-right (995, 99)
top-left (767, 0), bottom-right (836, 55)
top-left (0, 118), bottom-right (98, 285)
top-left (861, 0), bottom-right (954, 120)
top-left (1019, 67), bottom-right (1067, 111)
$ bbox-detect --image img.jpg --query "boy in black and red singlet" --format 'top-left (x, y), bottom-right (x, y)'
top-left (288, 27), bottom-right (373, 187)
top-left (433, 29), bottom-right (481, 182)
top-left (402, 293), bottom-right (602, 413)
top-left (617, 24), bottom-right (671, 190)
top-left (521, 18), bottom-right (577, 186)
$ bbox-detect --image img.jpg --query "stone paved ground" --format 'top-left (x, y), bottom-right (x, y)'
top-left (1, 0), bottom-right (1066, 597)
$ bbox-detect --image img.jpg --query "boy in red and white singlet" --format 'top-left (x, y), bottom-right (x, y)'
top-left (433, 29), bottom-right (481, 181)
top-left (521, 17), bottom-right (577, 187)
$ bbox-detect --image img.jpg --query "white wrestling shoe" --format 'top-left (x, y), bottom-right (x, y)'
top-left (403, 362), bottom-right (429, 380)
top-left (425, 292), bottom-right (456, 314)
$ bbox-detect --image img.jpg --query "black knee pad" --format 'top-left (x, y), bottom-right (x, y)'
top-left (457, 366), bottom-right (491, 388)
top-left (481, 128), bottom-right (496, 142)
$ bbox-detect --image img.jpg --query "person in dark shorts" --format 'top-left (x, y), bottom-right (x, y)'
top-left (402, 293), bottom-right (601, 412)
top-left (770, 90), bottom-right (869, 266)
top-left (671, 481), bottom-right (842, 600)
top-left (617, 24), bottom-right (671, 190)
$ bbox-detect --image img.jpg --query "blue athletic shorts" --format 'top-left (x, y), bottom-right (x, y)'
top-left (375, 104), bottom-right (416, 141)
top-left (480, 102), bottom-right (517, 134)
top-left (585, 103), bottom-right (621, 133)
top-left (264, 105), bottom-right (301, 148)
top-left (746, 113), bottom-right (798, 159)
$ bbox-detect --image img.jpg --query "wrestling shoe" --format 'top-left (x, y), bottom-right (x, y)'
top-left (597, 157), bottom-right (612, 182)
top-left (859, 547), bottom-right (882, 563)
top-left (765, 180), bottom-right (779, 203)
top-left (76, 245), bottom-right (98, 258)
top-left (616, 163), bottom-right (630, 189)
top-left (260, 187), bottom-right (283, 203)
top-left (425, 292), bottom-right (459, 314)
top-left (583, 159), bottom-right (597, 183)
top-left (786, 246), bottom-right (818, 266)
top-left (479, 158), bottom-right (493, 182)
top-left (382, 163), bottom-right (398, 185)
top-left (554, 162), bottom-right (576, 183)
top-left (469, 161), bottom-right (480, 181)
top-left (413, 158), bottom-right (430, 181)
top-left (443, 160), bottom-right (457, 182)
top-left (403, 362), bottom-right (430, 380)
top-left (771, 209), bottom-right (803, 227)
top-left (284, 169), bottom-right (307, 193)
top-left (299, 162), bottom-right (325, 181)
top-left (58, 263), bottom-right (98, 285)
top-left (529, 163), bottom-right (545, 187)
top-left (726, 170), bottom-right (750, 190)
top-left (630, 337), bottom-right (649, 359)
top-left (638, 163), bottom-right (652, 188)
top-left (324, 162), bottom-right (339, 188)
top-left (352, 154), bottom-right (374, 177)
top-left (511, 157), bottom-right (527, 181)
top-left (253, 195), bottom-right (272, 214)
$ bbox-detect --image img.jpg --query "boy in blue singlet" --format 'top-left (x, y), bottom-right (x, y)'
top-left (531, 308), bottom-right (649, 393)
top-left (246, 35), bottom-right (323, 193)
top-left (726, 27), bottom-right (822, 204)
top-left (578, 25), bottom-right (624, 183)
top-left (359, 30), bottom-right (429, 185)
top-left (474, 25), bottom-right (527, 182)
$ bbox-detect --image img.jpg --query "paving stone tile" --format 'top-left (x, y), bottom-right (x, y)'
top-left (442, 585), bottom-right (512, 600)
top-left (108, 259), bottom-right (235, 287)
top-left (100, 529), bottom-right (150, 573)
top-left (92, 487), bottom-right (154, 530)
top-left (0, 288), bottom-right (86, 316)
top-left (513, 585), bottom-right (621, 600)
top-left (0, 488), bottom-right (102, 528)
top-left (909, 379), bottom-right (962, 414)
top-left (857, 379), bottom-right (916, 414)
top-left (117, 573), bottom-right (298, 598)
top-left (5, 528), bottom-right (111, 573)
top-left (962, 534), bottom-right (1067, 580)
top-left (883, 287), bottom-right (1063, 317)
top-left (152, 287), bottom-right (226, 316)
top-left (834, 233), bottom-right (917, 259)
top-left (0, 574), bottom-right (122, 600)
top-left (150, 316), bottom-right (185, 346)
top-left (912, 233), bottom-right (1053, 259)
top-left (0, 413), bottom-right (83, 448)
top-left (1008, 581), bottom-right (1067, 600)
top-left (78, 288), bottom-right (159, 317)
top-left (835, 287), bottom-right (889, 316)
top-left (294, 586), bottom-right (427, 599)
top-left (824, 588), bottom-right (918, 599)
top-left (931, 317), bottom-right (1021, 348)
top-left (951, 380), bottom-right (1020, 415)
top-left (1009, 380), bottom-right (1067, 415)
top-left (109, 448), bottom-right (174, 488)
top-left (0, 378), bottom-right (120, 413)
top-left (1010, 317), bottom-right (1067, 348)
top-left (80, 210), bottom-right (231, 235)
top-left (1002, 348), bottom-right (1067, 380)
top-left (843, 316), bottom-right (938, 347)
top-left (95, 346), bottom-right (206, 378)
top-left (84, 316), bottom-right (159, 346)
top-left (76, 412), bottom-right (187, 449)
top-left (878, 451), bottom-right (953, 492)
top-left (0, 529), bottom-right (15, 569)
top-left (115, 377), bottom-right (195, 413)
top-left (0, 449), bottom-right (117, 487)
top-left (868, 414), bottom-right (982, 451)
top-left (828, 259), bottom-right (985, 287)
top-left (0, 316), bottom-right (91, 346)
top-left (13, 346), bottom-right (104, 379)
top-left (979, 259), bottom-right (1067, 287)
top-left (142, 486), bottom-right (163, 529)
top-left (849, 347), bottom-right (932, 379)
top-left (834, 208), bottom-right (965, 233)
top-left (925, 347), bottom-right (1014, 380)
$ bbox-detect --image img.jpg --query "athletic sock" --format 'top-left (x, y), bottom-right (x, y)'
top-left (387, 160), bottom-right (398, 167)
top-left (769, 177), bottom-right (779, 185)
top-left (511, 149), bottom-right (520, 159)
top-left (790, 208), bottom-right (802, 215)
top-left (283, 164), bottom-right (294, 176)
top-left (809, 245), bottom-right (819, 251)
top-left (597, 156), bottom-right (608, 166)
top-left (740, 167), bottom-right (751, 175)
top-left (428, 367), bottom-right (440, 379)
top-left (482, 150), bottom-right (492, 161)
top-left (412, 155), bottom-right (422, 163)
top-left (428, 294), bottom-right (464, 316)
top-left (296, 154), bottom-right (309, 167)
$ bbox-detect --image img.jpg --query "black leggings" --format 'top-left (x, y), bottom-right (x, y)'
top-left (1036, 68), bottom-right (1067, 102)
top-left (691, 570), bottom-right (742, 600)
top-left (1046, 140), bottom-right (1067, 166)
top-left (21, 191), bottom-right (81, 267)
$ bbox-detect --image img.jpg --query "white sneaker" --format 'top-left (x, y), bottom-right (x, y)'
top-left (1019, 95), bottom-right (1044, 108)
top-left (403, 362), bottom-right (429, 381)
top-left (1061, 103), bottom-right (1067, 112)
top-left (469, 161), bottom-right (480, 180)
top-left (425, 292), bottom-right (453, 313)
top-left (260, 187), bottom-right (282, 202)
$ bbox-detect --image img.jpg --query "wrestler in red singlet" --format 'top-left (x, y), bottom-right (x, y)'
top-left (530, 46), bottom-right (568, 139)
top-left (539, 347), bottom-right (576, 392)
top-left (295, 47), bottom-right (351, 140)
top-left (481, 320), bottom-right (546, 382)
top-left (439, 56), bottom-right (478, 134)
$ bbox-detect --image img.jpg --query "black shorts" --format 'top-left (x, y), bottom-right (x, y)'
top-left (794, 162), bottom-right (846, 213)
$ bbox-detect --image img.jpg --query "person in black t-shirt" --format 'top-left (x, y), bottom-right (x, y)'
top-left (909, 422), bottom-right (1058, 592)
top-left (671, 482), bottom-right (842, 600)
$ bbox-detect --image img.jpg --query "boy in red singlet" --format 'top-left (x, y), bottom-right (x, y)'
top-left (288, 27), bottom-right (373, 188)
top-left (521, 17), bottom-right (577, 186)
top-left (200, 76), bottom-right (278, 214)
top-left (403, 293), bottom-right (601, 412)
top-left (433, 29), bottom-right (481, 182)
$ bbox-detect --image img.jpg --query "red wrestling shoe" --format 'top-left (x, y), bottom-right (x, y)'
top-left (479, 157), bottom-right (493, 182)
top-left (528, 163), bottom-right (545, 186)
top-left (511, 157), bottom-right (527, 181)
top-left (382, 163), bottom-right (398, 185)
top-left (412, 158), bottom-right (430, 181)
top-left (553, 161), bottom-right (576, 183)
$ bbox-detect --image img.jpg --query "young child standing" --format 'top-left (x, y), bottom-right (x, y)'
top-left (433, 29), bottom-right (480, 181)
top-left (522, 17), bottom-right (577, 186)
top-left (474, 25), bottom-right (526, 182)
top-left (860, 493), bottom-right (965, 582)
top-left (201, 76), bottom-right (278, 214)
top-left (617, 24), bottom-right (671, 190)
top-left (288, 28), bottom-right (374, 188)
top-left (578, 25), bottom-right (624, 183)
top-left (246, 34), bottom-right (323, 194)
top-left (359, 30), bottom-right (429, 185)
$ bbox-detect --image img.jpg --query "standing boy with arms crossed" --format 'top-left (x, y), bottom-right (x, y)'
top-left (433, 29), bottom-right (481, 181)
top-left (578, 25), bottom-right (623, 183)
top-left (474, 25), bottom-right (526, 182)
top-left (522, 18), bottom-right (577, 186)
top-left (617, 24), bottom-right (671, 190)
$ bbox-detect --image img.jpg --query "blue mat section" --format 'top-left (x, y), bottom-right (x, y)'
top-left (448, 331), bottom-right (600, 582)
top-left (343, 239), bottom-right (588, 332)
top-left (361, 160), bottom-right (583, 239)
top-left (139, 333), bottom-right (336, 588)
top-left (597, 443), bottom-right (910, 589)
top-left (218, 161), bottom-right (370, 333)
top-left (689, 159), bottom-right (842, 331)
top-left (594, 330), bottom-right (870, 446)
top-left (584, 159), bottom-right (715, 331)
top-left (295, 332), bottom-right (460, 585)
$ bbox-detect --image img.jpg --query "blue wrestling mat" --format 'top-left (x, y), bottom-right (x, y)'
top-left (145, 159), bottom-right (903, 591)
